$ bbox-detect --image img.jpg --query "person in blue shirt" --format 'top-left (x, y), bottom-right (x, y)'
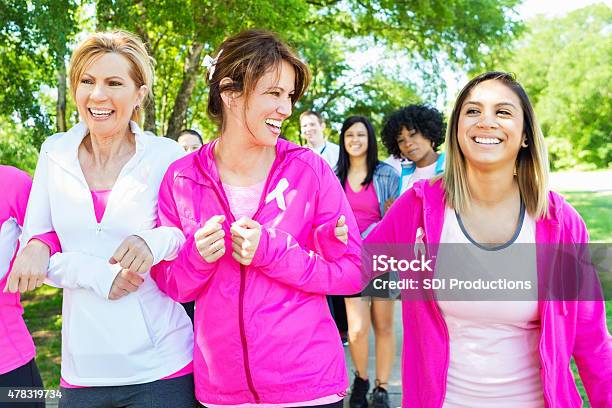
top-left (381, 105), bottom-right (446, 198)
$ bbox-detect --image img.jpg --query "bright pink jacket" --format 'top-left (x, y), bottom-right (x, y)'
top-left (151, 139), bottom-right (364, 404)
top-left (0, 165), bottom-right (36, 374)
top-left (365, 178), bottom-right (612, 408)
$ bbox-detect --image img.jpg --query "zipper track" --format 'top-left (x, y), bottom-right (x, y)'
top-left (238, 264), bottom-right (259, 402)
top-left (194, 145), bottom-right (285, 403)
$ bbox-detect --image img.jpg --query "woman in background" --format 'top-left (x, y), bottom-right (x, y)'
top-left (336, 115), bottom-right (399, 408)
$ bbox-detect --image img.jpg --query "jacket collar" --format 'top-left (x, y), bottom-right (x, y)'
top-left (414, 178), bottom-right (446, 245)
top-left (192, 137), bottom-right (303, 186)
top-left (46, 121), bottom-right (148, 180)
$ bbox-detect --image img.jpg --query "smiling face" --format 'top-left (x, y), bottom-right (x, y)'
top-left (300, 114), bottom-right (326, 148)
top-left (344, 121), bottom-right (369, 159)
top-left (457, 79), bottom-right (524, 171)
top-left (75, 52), bottom-right (146, 138)
top-left (228, 59), bottom-right (295, 147)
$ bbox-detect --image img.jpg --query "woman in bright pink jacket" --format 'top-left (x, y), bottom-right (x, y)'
top-left (365, 71), bottom-right (611, 407)
top-left (151, 29), bottom-right (363, 407)
top-left (0, 165), bottom-right (45, 407)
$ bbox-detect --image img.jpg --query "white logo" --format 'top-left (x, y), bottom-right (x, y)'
top-left (265, 178), bottom-right (289, 211)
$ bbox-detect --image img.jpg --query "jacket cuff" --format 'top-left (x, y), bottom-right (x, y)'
top-left (251, 227), bottom-right (271, 268)
top-left (133, 227), bottom-right (186, 266)
top-left (313, 221), bottom-right (347, 261)
top-left (29, 232), bottom-right (61, 256)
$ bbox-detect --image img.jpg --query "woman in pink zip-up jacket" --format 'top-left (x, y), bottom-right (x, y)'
top-left (0, 165), bottom-right (45, 408)
top-left (365, 71), bottom-right (611, 407)
top-left (151, 29), bottom-right (364, 407)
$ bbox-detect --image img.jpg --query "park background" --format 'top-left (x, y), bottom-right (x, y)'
top-left (1, 0), bottom-right (610, 406)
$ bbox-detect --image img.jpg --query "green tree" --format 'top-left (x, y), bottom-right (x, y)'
top-left (495, 4), bottom-right (611, 169)
top-left (2, 0), bottom-right (522, 159)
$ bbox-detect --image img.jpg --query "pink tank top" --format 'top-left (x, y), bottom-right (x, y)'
top-left (344, 181), bottom-right (381, 234)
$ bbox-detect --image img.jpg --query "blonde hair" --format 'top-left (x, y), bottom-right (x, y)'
top-left (444, 71), bottom-right (549, 219)
top-left (69, 30), bottom-right (154, 123)
top-left (206, 29), bottom-right (310, 131)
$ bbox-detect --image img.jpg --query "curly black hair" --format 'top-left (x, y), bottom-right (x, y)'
top-left (381, 105), bottom-right (446, 159)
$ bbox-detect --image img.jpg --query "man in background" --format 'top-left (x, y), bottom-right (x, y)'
top-left (300, 111), bottom-right (339, 171)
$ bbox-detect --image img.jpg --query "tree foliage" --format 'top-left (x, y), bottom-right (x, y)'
top-left (494, 4), bottom-right (611, 170)
top-left (1, 0), bottom-right (523, 170)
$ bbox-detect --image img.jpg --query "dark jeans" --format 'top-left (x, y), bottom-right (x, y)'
top-left (59, 374), bottom-right (196, 408)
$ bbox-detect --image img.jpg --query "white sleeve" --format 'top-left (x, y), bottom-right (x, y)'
top-left (20, 140), bottom-right (54, 247)
top-left (46, 252), bottom-right (122, 300)
top-left (133, 226), bottom-right (186, 265)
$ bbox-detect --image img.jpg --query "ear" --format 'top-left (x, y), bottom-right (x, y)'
top-left (136, 85), bottom-right (148, 106)
top-left (219, 77), bottom-right (235, 108)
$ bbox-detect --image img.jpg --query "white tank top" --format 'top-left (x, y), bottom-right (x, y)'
top-left (436, 205), bottom-right (545, 407)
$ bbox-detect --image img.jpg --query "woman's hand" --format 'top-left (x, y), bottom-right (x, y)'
top-left (4, 239), bottom-right (50, 293)
top-left (194, 215), bottom-right (226, 263)
top-left (230, 217), bottom-right (262, 266)
top-left (334, 215), bottom-right (348, 244)
top-left (109, 235), bottom-right (154, 274)
top-left (384, 197), bottom-right (395, 213)
top-left (108, 269), bottom-right (145, 300)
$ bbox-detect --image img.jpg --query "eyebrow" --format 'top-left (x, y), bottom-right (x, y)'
top-left (82, 73), bottom-right (126, 81)
top-left (266, 86), bottom-right (295, 93)
top-left (464, 100), bottom-right (518, 109)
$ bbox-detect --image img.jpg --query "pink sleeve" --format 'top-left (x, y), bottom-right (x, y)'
top-left (29, 232), bottom-right (61, 256)
top-left (7, 167), bottom-right (62, 256)
top-left (250, 160), bottom-right (365, 295)
top-left (8, 167), bottom-right (32, 227)
top-left (149, 168), bottom-right (217, 303)
top-left (312, 220), bottom-right (348, 261)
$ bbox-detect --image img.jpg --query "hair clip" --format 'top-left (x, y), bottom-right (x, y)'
top-left (202, 49), bottom-right (224, 80)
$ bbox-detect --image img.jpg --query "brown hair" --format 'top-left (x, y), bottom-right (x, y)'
top-left (444, 71), bottom-right (549, 219)
top-left (206, 29), bottom-right (310, 130)
top-left (299, 110), bottom-right (324, 124)
top-left (69, 30), bottom-right (154, 123)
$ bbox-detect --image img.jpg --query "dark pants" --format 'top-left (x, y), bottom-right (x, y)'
top-left (59, 374), bottom-right (196, 408)
top-left (181, 301), bottom-right (195, 325)
top-left (301, 400), bottom-right (343, 408)
top-left (0, 358), bottom-right (45, 408)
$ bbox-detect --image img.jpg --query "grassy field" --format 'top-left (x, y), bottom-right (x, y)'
top-left (20, 191), bottom-right (612, 400)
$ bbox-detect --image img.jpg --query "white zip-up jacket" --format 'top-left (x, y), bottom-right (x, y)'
top-left (20, 121), bottom-right (194, 386)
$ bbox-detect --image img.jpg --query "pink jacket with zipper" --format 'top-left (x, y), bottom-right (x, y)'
top-left (365, 178), bottom-right (611, 408)
top-left (151, 139), bottom-right (365, 404)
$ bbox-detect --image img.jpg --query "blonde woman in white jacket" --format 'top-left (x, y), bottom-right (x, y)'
top-left (6, 31), bottom-right (195, 407)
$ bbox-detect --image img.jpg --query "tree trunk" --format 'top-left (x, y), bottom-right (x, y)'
top-left (56, 57), bottom-right (67, 132)
top-left (166, 42), bottom-right (204, 140)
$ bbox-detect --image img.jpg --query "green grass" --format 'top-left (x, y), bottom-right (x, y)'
top-left (20, 190), bottom-right (612, 400)
top-left (562, 191), bottom-right (611, 406)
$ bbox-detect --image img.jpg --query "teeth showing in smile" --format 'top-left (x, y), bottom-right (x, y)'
top-left (89, 108), bottom-right (113, 117)
top-left (474, 137), bottom-right (501, 145)
top-left (265, 119), bottom-right (282, 129)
